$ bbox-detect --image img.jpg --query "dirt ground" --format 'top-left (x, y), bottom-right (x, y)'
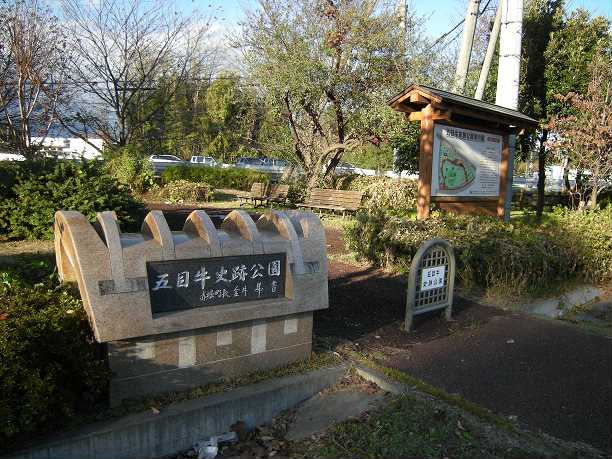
top-left (320, 226), bottom-right (612, 453)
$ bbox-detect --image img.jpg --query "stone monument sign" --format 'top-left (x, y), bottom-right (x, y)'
top-left (54, 209), bottom-right (328, 404)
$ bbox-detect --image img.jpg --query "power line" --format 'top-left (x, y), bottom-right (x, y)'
top-left (424, 0), bottom-right (495, 53)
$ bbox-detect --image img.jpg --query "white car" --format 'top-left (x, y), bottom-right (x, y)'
top-left (334, 162), bottom-right (358, 175)
top-left (190, 156), bottom-right (218, 167)
top-left (148, 154), bottom-right (184, 175)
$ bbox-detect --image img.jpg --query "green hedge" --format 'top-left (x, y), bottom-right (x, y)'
top-left (0, 160), bottom-right (145, 240)
top-left (161, 165), bottom-right (269, 191)
top-left (344, 207), bottom-right (611, 295)
top-left (0, 264), bottom-right (109, 442)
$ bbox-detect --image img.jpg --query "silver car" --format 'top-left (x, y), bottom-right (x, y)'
top-left (148, 154), bottom-right (184, 175)
top-left (190, 156), bottom-right (218, 167)
top-left (235, 157), bottom-right (265, 169)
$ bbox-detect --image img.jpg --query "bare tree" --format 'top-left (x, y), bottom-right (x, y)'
top-left (0, 0), bottom-right (69, 158)
top-left (60, 0), bottom-right (213, 150)
top-left (547, 50), bottom-right (612, 208)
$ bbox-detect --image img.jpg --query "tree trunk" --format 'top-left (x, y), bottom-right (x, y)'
top-left (589, 164), bottom-right (600, 209)
top-left (589, 185), bottom-right (598, 209)
top-left (536, 129), bottom-right (548, 221)
top-left (561, 155), bottom-right (571, 192)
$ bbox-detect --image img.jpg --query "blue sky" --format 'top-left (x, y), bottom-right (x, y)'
top-left (176, 0), bottom-right (611, 38)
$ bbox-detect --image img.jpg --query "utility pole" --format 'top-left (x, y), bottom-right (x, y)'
top-left (495, 0), bottom-right (523, 222)
top-left (398, 0), bottom-right (407, 35)
top-left (495, 0), bottom-right (523, 109)
top-left (453, 0), bottom-right (480, 94)
top-left (475, 0), bottom-right (503, 100)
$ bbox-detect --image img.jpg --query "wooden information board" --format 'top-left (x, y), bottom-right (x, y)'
top-left (388, 84), bottom-right (538, 220)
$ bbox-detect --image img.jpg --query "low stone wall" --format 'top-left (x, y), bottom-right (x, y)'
top-left (6, 364), bottom-right (347, 459)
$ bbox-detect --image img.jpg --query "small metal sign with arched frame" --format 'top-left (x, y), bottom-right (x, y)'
top-left (405, 238), bottom-right (455, 331)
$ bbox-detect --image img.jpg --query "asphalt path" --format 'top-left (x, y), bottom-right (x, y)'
top-left (322, 228), bottom-right (612, 453)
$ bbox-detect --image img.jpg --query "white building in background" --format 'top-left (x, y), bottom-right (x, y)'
top-left (31, 137), bottom-right (104, 160)
top-left (0, 137), bottom-right (104, 161)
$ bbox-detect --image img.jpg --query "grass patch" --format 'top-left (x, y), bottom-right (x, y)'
top-left (309, 395), bottom-right (499, 458)
top-left (0, 239), bottom-right (54, 258)
top-left (328, 251), bottom-right (366, 266)
top-left (320, 215), bottom-right (357, 230)
top-left (347, 351), bottom-right (514, 432)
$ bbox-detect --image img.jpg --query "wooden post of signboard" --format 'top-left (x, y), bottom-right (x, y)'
top-left (417, 104), bottom-right (434, 220)
top-left (497, 134), bottom-right (510, 219)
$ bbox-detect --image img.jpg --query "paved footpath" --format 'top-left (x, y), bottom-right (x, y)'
top-left (319, 228), bottom-right (612, 453)
top-left (388, 312), bottom-right (612, 452)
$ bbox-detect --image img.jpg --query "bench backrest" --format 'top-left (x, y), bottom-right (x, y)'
top-left (269, 184), bottom-right (289, 198)
top-left (308, 188), bottom-right (364, 211)
top-left (250, 182), bottom-right (267, 196)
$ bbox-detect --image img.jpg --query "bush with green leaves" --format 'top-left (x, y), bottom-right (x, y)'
top-left (105, 146), bottom-right (156, 194)
top-left (545, 207), bottom-right (612, 283)
top-left (162, 165), bottom-right (269, 191)
top-left (0, 264), bottom-right (109, 442)
top-left (336, 176), bottom-right (417, 216)
top-left (344, 207), bottom-right (611, 295)
top-left (281, 178), bottom-right (308, 205)
top-left (157, 180), bottom-right (212, 203)
top-left (0, 160), bottom-right (145, 240)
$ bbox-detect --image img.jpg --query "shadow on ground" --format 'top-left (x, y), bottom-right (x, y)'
top-left (320, 227), bottom-right (612, 453)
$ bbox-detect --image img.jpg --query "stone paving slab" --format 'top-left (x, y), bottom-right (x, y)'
top-left (285, 387), bottom-right (386, 441)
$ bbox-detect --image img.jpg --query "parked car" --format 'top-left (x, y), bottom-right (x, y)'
top-left (190, 155), bottom-right (218, 167)
top-left (148, 154), bottom-right (184, 175)
top-left (334, 162), bottom-right (357, 175)
top-left (235, 157), bottom-right (265, 169)
top-left (261, 158), bottom-right (289, 174)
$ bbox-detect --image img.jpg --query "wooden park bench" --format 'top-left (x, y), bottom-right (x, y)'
top-left (265, 184), bottom-right (290, 206)
top-left (297, 188), bottom-right (364, 216)
top-left (236, 182), bottom-right (268, 206)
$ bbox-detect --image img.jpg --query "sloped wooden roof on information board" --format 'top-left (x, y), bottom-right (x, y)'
top-left (388, 84), bottom-right (538, 129)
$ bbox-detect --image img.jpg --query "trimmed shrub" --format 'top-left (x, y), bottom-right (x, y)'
top-left (157, 180), bottom-right (212, 203)
top-left (161, 165), bottom-right (269, 191)
top-left (545, 207), bottom-right (612, 283)
top-left (0, 266), bottom-right (109, 442)
top-left (344, 207), bottom-right (611, 295)
top-left (0, 160), bottom-right (145, 240)
top-left (336, 176), bottom-right (417, 216)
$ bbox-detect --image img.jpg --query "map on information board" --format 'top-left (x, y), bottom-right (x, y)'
top-left (431, 125), bottom-right (502, 197)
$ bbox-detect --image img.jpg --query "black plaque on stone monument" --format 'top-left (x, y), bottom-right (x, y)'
top-left (146, 253), bottom-right (287, 314)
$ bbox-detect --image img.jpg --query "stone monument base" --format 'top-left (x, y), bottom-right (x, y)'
top-left (108, 312), bottom-right (312, 405)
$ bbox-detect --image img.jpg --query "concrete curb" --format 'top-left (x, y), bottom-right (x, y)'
top-left (354, 364), bottom-right (407, 395)
top-left (529, 286), bottom-right (604, 318)
top-left (5, 364), bottom-right (348, 459)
